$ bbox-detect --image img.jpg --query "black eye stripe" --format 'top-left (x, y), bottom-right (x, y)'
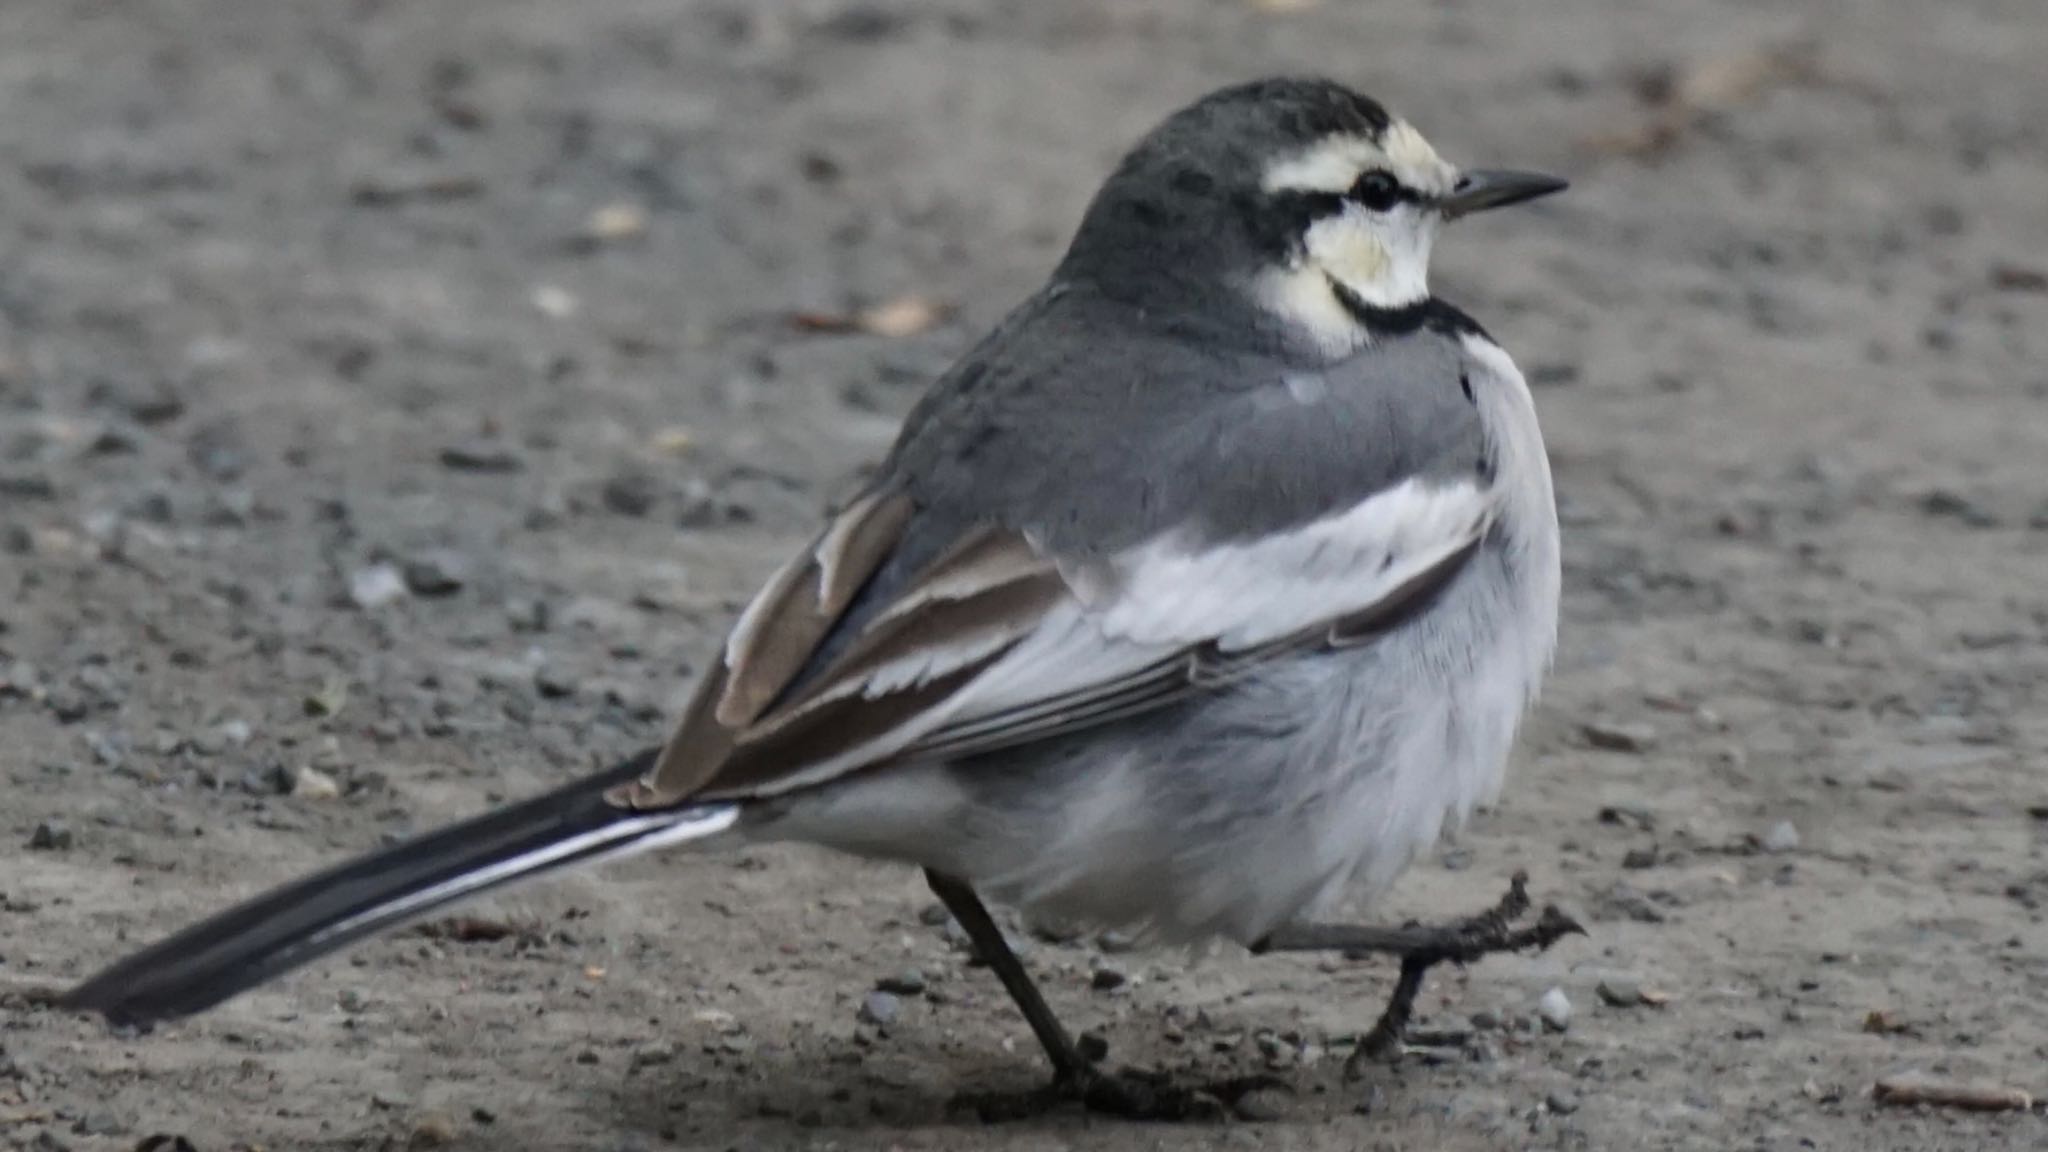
top-left (1255, 174), bottom-right (1423, 254)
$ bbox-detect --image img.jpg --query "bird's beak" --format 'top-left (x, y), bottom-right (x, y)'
top-left (1439, 169), bottom-right (1569, 220)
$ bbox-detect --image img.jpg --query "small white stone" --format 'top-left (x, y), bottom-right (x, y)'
top-left (291, 764), bottom-right (342, 801)
top-left (1536, 986), bottom-right (1573, 1032)
top-left (1761, 820), bottom-right (1801, 853)
top-left (532, 284), bottom-right (579, 319)
top-left (349, 563), bottom-right (408, 609)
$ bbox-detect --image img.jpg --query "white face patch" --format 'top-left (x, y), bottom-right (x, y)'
top-left (1303, 201), bottom-right (1437, 308)
top-left (1253, 120), bottom-right (1462, 342)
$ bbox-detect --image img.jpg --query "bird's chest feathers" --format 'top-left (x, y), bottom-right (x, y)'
top-left (1461, 335), bottom-right (1562, 688)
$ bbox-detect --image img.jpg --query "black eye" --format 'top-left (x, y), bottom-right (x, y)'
top-left (1350, 170), bottom-right (1403, 212)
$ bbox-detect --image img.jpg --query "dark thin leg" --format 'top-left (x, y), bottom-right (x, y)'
top-left (925, 870), bottom-right (1287, 1122)
top-left (1253, 871), bottom-right (1583, 1071)
top-left (924, 870), bottom-right (1085, 1082)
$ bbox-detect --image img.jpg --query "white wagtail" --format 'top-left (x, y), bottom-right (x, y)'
top-left (63, 77), bottom-right (1579, 1118)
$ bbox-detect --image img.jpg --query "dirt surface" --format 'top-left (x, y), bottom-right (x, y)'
top-left (4, 1), bottom-right (2047, 1149)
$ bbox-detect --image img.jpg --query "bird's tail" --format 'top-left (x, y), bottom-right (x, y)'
top-left (59, 749), bottom-right (739, 1028)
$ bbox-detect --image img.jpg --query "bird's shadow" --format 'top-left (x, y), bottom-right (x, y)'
top-left (595, 1027), bottom-right (1426, 1138)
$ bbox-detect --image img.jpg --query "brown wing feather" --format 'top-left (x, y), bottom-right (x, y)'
top-left (742, 552), bottom-right (1065, 735)
top-left (711, 489), bottom-right (914, 728)
top-left (697, 655), bottom-right (1006, 799)
top-left (616, 492), bottom-right (1056, 809)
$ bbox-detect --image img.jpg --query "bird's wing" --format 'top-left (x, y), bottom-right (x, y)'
top-left (616, 471), bottom-right (1497, 809)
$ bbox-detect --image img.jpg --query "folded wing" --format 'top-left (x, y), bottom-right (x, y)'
top-left (614, 475), bottom-right (1497, 809)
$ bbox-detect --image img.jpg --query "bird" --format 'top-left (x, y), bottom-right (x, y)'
top-left (61, 76), bottom-right (1577, 1119)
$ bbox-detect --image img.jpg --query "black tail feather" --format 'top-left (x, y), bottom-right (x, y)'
top-left (59, 749), bottom-right (737, 1028)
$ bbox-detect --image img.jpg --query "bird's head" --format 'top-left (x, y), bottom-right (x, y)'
top-left (1058, 77), bottom-right (1566, 353)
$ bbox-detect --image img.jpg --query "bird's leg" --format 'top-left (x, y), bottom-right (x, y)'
top-left (924, 870), bottom-right (1088, 1084)
top-left (925, 870), bottom-right (1283, 1123)
top-left (1252, 870), bottom-right (1583, 1074)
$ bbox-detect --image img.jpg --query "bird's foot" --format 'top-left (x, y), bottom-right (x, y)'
top-left (1251, 871), bottom-right (1582, 1075)
top-left (1342, 872), bottom-right (1583, 1075)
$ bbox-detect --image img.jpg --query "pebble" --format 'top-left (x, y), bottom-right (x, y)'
top-left (1469, 1009), bottom-right (1502, 1032)
top-left (630, 1042), bottom-right (677, 1070)
top-left (1096, 929), bottom-right (1137, 954)
top-left (1920, 488), bottom-right (1999, 528)
top-left (1595, 881), bottom-right (1669, 924)
top-left (438, 440), bottom-right (523, 474)
top-left (1761, 820), bottom-right (1801, 853)
top-left (857, 990), bottom-right (901, 1027)
top-left (403, 552), bottom-right (468, 597)
top-left (1621, 846), bottom-right (1660, 870)
top-left (532, 665), bottom-right (579, 700)
top-left (506, 598), bottom-right (550, 633)
top-left (1596, 976), bottom-right (1645, 1007)
top-left (1597, 804), bottom-right (1657, 831)
top-left (875, 969), bottom-right (926, 996)
top-left (89, 423), bottom-right (141, 455)
top-left (408, 1114), bottom-right (456, 1149)
top-left (1582, 719), bottom-right (1657, 753)
top-left (0, 472), bottom-right (58, 500)
top-left (1536, 987), bottom-right (1573, 1032)
top-left (601, 470), bottom-right (660, 517)
top-left (292, 765), bottom-right (343, 800)
top-left (1545, 1091), bottom-right (1581, 1115)
top-left (1232, 1088), bottom-right (1292, 1122)
top-left (123, 381), bottom-right (187, 426)
top-left (915, 902), bottom-right (951, 926)
top-left (691, 1008), bottom-right (740, 1033)
top-left (598, 681), bottom-right (662, 722)
top-left (1090, 965), bottom-right (1128, 992)
top-left (27, 820), bottom-right (73, 851)
top-left (349, 563), bottom-right (408, 609)
top-left (72, 1109), bottom-right (129, 1137)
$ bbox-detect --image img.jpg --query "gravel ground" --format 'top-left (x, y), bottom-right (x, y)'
top-left (4, 2), bottom-right (2046, 1150)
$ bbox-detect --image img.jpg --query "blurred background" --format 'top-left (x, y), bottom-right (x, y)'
top-left (2, 2), bottom-right (2044, 1150)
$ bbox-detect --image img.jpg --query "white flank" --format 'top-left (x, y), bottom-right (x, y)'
top-left (1098, 478), bottom-right (1495, 649)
